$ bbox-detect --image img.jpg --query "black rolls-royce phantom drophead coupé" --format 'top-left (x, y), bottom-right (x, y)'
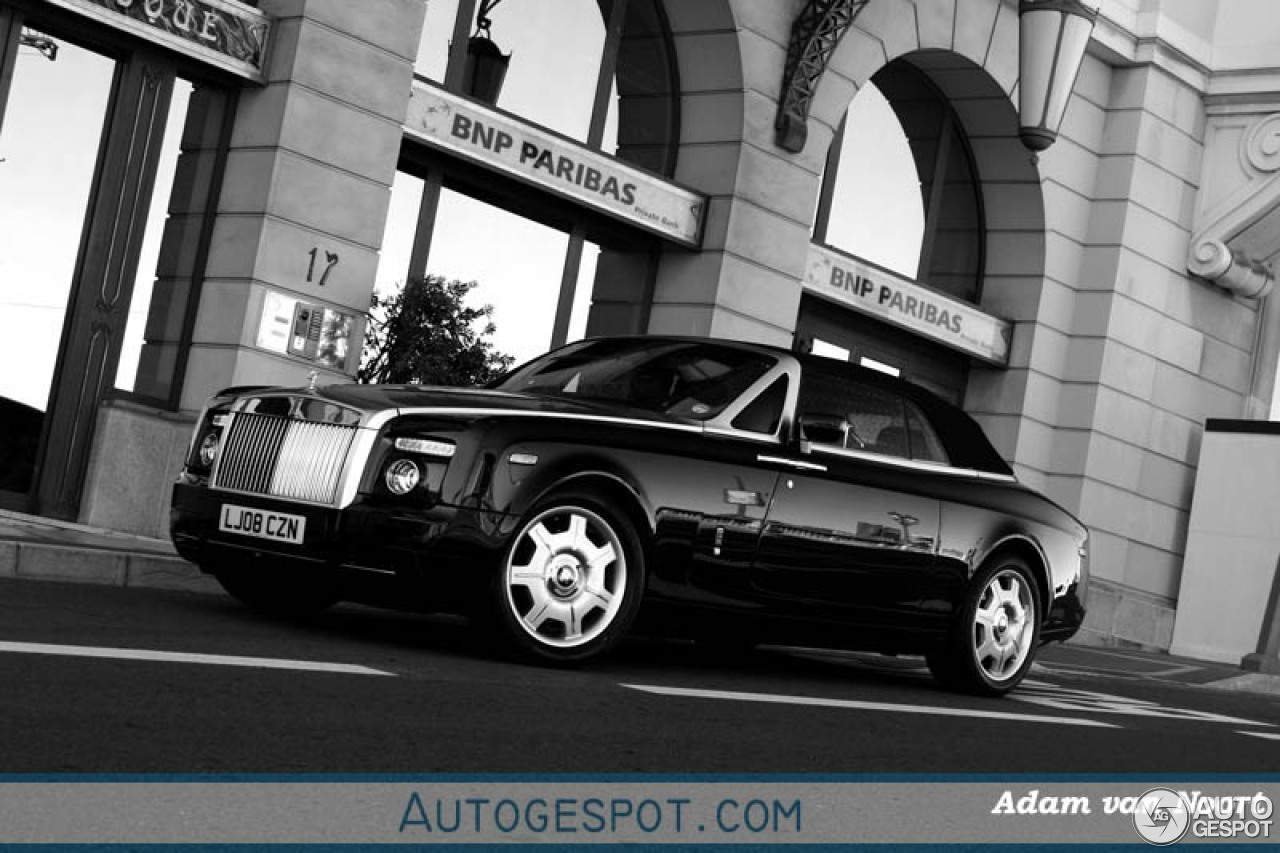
top-left (171, 335), bottom-right (1087, 696)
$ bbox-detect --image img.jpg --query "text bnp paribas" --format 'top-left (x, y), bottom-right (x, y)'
top-left (449, 113), bottom-right (639, 206)
top-left (828, 266), bottom-right (964, 335)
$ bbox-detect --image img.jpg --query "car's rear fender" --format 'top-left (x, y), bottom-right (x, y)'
top-left (972, 534), bottom-right (1053, 621)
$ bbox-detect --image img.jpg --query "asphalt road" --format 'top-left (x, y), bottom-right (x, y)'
top-left (2, 577), bottom-right (1278, 774)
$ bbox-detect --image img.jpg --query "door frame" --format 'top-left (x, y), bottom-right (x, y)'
top-left (0, 8), bottom-right (175, 518)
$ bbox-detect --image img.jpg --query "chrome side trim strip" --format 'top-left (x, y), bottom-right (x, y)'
top-left (756, 454), bottom-right (828, 472)
top-left (365, 408), bottom-right (706, 434)
top-left (703, 426), bottom-right (782, 445)
top-left (808, 444), bottom-right (1018, 482)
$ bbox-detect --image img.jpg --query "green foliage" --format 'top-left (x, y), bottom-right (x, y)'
top-left (358, 275), bottom-right (514, 386)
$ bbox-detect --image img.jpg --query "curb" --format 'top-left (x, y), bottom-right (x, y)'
top-left (0, 540), bottom-right (219, 595)
top-left (1202, 672), bottom-right (1280, 695)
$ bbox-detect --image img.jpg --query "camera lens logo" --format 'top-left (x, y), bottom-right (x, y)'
top-left (1133, 788), bottom-right (1190, 845)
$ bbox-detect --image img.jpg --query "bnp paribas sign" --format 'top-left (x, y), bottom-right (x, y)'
top-left (804, 244), bottom-right (1012, 366)
top-left (45, 0), bottom-right (271, 83)
top-left (405, 82), bottom-right (706, 249)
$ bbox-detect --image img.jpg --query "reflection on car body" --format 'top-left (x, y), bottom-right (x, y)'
top-left (171, 336), bottom-right (1087, 696)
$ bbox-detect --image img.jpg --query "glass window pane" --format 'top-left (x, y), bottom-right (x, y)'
top-left (905, 401), bottom-right (950, 465)
top-left (859, 356), bottom-right (900, 377)
top-left (732, 376), bottom-right (788, 434)
top-left (820, 82), bottom-right (923, 277)
top-left (811, 339), bottom-right (850, 361)
top-left (420, 188), bottom-right (570, 365)
top-left (567, 242), bottom-right (600, 344)
top-left (115, 79), bottom-right (192, 393)
top-left (129, 85), bottom-right (233, 403)
top-left (923, 120), bottom-right (982, 302)
top-left (0, 38), bottom-right (115, 492)
top-left (414, 0), bottom-right (459, 83)
top-left (798, 368), bottom-right (908, 456)
top-left (483, 0), bottom-right (604, 142)
top-left (612, 0), bottom-right (677, 174)
top-left (375, 171), bottom-right (425, 294)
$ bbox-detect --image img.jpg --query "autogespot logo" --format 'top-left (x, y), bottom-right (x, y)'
top-left (1132, 788), bottom-right (1191, 845)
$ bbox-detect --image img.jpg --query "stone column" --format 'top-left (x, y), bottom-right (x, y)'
top-left (638, 0), bottom-right (826, 348)
top-left (179, 0), bottom-right (424, 410)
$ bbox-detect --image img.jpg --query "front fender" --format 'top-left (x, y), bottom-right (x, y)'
top-left (487, 443), bottom-right (657, 535)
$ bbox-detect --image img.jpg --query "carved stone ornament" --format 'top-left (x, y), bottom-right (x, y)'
top-left (1188, 239), bottom-right (1274, 300)
top-left (775, 0), bottom-right (871, 153)
top-left (1187, 113), bottom-right (1280, 299)
top-left (1244, 113), bottom-right (1280, 174)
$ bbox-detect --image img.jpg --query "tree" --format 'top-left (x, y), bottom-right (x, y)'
top-left (358, 275), bottom-right (514, 386)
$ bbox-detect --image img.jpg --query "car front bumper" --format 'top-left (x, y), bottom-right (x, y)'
top-left (170, 483), bottom-right (515, 601)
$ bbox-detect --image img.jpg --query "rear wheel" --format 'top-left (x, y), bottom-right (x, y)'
top-left (493, 492), bottom-right (645, 664)
top-left (211, 564), bottom-right (337, 619)
top-left (927, 556), bottom-right (1041, 696)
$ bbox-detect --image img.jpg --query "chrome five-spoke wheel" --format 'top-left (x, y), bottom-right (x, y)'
top-left (927, 556), bottom-right (1041, 696)
top-left (971, 568), bottom-right (1035, 683)
top-left (498, 495), bottom-right (643, 663)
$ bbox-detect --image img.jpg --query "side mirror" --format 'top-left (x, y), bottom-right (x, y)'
top-left (798, 412), bottom-right (848, 446)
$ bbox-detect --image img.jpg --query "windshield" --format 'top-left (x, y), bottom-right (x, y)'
top-left (491, 339), bottom-right (777, 421)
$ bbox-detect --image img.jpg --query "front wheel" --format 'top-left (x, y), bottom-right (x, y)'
top-left (927, 556), bottom-right (1041, 696)
top-left (493, 493), bottom-right (645, 664)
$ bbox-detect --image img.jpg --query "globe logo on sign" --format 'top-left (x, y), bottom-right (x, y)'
top-left (1132, 788), bottom-right (1190, 845)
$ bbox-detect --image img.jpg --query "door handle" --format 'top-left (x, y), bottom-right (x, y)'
top-left (724, 489), bottom-right (764, 507)
top-left (756, 454), bottom-right (827, 473)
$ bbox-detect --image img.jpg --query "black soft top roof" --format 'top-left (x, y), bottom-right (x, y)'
top-left (525, 336), bottom-right (1014, 477)
top-left (792, 350), bottom-right (1013, 476)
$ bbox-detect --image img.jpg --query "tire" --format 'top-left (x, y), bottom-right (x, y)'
top-left (926, 556), bottom-right (1041, 696)
top-left (212, 564), bottom-right (337, 619)
top-left (492, 492), bottom-right (645, 664)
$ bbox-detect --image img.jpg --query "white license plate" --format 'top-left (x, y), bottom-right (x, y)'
top-left (218, 504), bottom-right (306, 545)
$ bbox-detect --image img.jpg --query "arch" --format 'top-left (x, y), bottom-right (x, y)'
top-left (818, 0), bottom-right (1046, 321)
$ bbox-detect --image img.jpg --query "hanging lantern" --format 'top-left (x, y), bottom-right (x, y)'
top-left (1017, 0), bottom-right (1101, 152)
top-left (462, 2), bottom-right (510, 105)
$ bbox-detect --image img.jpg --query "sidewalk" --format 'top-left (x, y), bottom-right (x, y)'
top-left (0, 508), bottom-right (217, 595)
top-left (1, 509), bottom-right (1278, 696)
top-left (1036, 641), bottom-right (1280, 696)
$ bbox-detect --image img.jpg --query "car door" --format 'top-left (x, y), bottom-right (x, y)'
top-left (628, 368), bottom-right (788, 610)
top-left (670, 374), bottom-right (790, 606)
top-left (749, 369), bottom-right (940, 624)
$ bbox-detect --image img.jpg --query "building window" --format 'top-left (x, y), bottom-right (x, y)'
top-left (387, 0), bottom-right (678, 365)
top-left (0, 35), bottom-right (115, 496)
top-left (815, 59), bottom-right (984, 303)
top-left (115, 79), bottom-right (192, 394)
top-left (120, 83), bottom-right (235, 407)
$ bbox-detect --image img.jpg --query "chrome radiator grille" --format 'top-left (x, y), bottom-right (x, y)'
top-left (212, 412), bottom-right (358, 505)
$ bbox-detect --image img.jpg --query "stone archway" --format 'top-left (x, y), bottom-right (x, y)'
top-left (814, 0), bottom-right (1050, 470)
top-left (815, 0), bottom-right (1048, 330)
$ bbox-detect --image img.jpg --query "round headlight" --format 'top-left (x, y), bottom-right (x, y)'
top-left (197, 432), bottom-right (220, 467)
top-left (384, 459), bottom-right (421, 495)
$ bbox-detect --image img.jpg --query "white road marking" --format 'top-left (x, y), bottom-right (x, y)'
top-left (621, 683), bottom-right (1119, 728)
top-left (1014, 681), bottom-right (1273, 727)
top-left (1240, 731), bottom-right (1280, 741)
top-left (0, 641), bottom-right (393, 676)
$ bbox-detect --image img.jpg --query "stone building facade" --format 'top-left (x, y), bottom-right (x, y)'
top-left (2, 0), bottom-right (1278, 650)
